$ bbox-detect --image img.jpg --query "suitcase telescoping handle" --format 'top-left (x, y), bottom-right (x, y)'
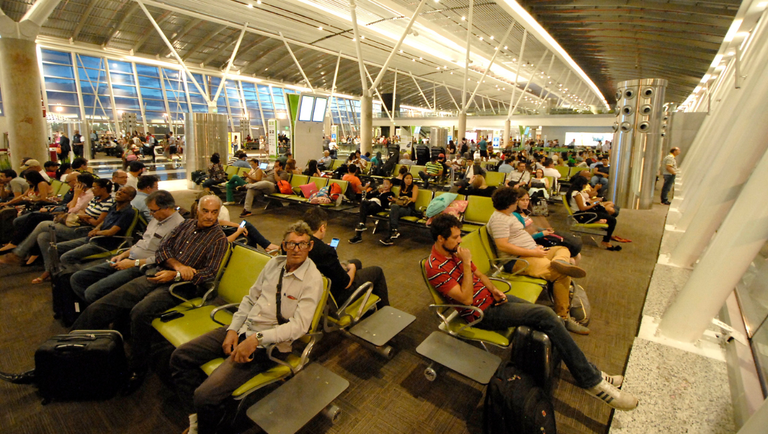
top-left (56, 334), bottom-right (97, 342)
top-left (54, 343), bottom-right (87, 350)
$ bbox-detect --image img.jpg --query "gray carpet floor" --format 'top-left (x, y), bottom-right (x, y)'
top-left (0, 186), bottom-right (668, 434)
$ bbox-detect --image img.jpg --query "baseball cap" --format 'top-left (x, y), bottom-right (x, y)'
top-left (21, 159), bottom-right (41, 169)
top-left (438, 153), bottom-right (445, 158)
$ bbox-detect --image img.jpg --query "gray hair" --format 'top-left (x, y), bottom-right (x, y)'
top-left (146, 190), bottom-right (176, 209)
top-left (283, 221), bottom-right (312, 241)
top-left (198, 194), bottom-right (223, 210)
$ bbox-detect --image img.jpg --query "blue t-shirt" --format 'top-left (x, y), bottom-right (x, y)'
top-left (232, 160), bottom-right (250, 168)
top-left (479, 140), bottom-right (488, 151)
top-left (99, 204), bottom-right (135, 237)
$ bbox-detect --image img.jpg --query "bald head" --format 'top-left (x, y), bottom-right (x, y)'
top-left (197, 195), bottom-right (222, 228)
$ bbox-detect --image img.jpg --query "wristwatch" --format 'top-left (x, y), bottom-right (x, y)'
top-left (134, 259), bottom-right (140, 267)
top-left (255, 331), bottom-right (264, 341)
top-left (174, 271), bottom-right (181, 282)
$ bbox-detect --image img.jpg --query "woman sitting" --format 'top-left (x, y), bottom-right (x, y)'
top-left (567, 176), bottom-right (620, 251)
top-left (56, 163), bottom-right (73, 182)
top-left (285, 158), bottom-right (301, 175)
top-left (458, 173), bottom-right (496, 197)
top-left (303, 159), bottom-right (322, 178)
top-left (380, 173), bottom-right (418, 246)
top-left (513, 188), bottom-right (581, 262)
top-left (223, 159), bottom-right (263, 206)
top-left (528, 168), bottom-right (551, 201)
top-left (202, 153), bottom-right (227, 192)
top-left (4, 170), bottom-right (54, 207)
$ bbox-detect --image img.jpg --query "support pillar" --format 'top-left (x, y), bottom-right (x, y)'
top-left (360, 94), bottom-right (372, 155)
top-left (503, 119), bottom-right (511, 148)
top-left (458, 112), bottom-right (467, 143)
top-left (658, 144), bottom-right (768, 343)
top-left (0, 38), bottom-right (48, 171)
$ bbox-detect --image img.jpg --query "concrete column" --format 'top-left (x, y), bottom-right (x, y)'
top-left (458, 111), bottom-right (467, 143)
top-left (0, 38), bottom-right (48, 171)
top-left (503, 119), bottom-right (511, 148)
top-left (360, 93), bottom-right (373, 155)
top-left (658, 145), bottom-right (768, 343)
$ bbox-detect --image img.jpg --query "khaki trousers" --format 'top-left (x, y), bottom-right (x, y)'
top-left (513, 246), bottom-right (571, 317)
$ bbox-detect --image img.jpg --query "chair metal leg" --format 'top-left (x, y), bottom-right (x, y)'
top-left (424, 362), bottom-right (438, 382)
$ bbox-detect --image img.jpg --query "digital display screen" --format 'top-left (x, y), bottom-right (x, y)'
top-left (298, 95), bottom-right (315, 122)
top-left (312, 98), bottom-right (327, 122)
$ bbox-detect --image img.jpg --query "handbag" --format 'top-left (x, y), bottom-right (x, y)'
top-left (64, 213), bottom-right (81, 227)
top-left (395, 196), bottom-right (410, 206)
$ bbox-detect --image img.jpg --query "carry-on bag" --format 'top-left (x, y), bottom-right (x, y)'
top-left (508, 325), bottom-right (561, 393)
top-left (483, 361), bottom-right (556, 434)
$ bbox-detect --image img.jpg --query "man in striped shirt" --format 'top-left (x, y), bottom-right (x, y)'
top-left (425, 214), bottom-right (638, 411)
top-left (73, 195), bottom-right (229, 394)
top-left (419, 155), bottom-right (444, 188)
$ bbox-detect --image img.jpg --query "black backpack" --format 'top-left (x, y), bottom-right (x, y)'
top-left (484, 363), bottom-right (556, 434)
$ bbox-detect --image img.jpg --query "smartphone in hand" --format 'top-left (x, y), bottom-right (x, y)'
top-left (329, 238), bottom-right (340, 250)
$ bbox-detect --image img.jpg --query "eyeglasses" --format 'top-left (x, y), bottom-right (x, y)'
top-left (283, 241), bottom-right (311, 251)
top-left (148, 207), bottom-right (161, 214)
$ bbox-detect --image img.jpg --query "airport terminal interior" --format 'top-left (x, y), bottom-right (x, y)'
top-left (1, 0), bottom-right (768, 433)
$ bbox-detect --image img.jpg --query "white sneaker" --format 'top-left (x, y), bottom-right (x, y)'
top-left (390, 230), bottom-right (401, 239)
top-left (223, 201), bottom-right (236, 206)
top-left (585, 379), bottom-right (638, 411)
top-left (186, 413), bottom-right (198, 434)
top-left (602, 371), bottom-right (624, 388)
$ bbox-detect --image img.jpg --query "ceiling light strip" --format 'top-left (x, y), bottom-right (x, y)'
top-left (370, 0), bottom-right (428, 91)
top-left (506, 29), bottom-right (527, 118)
top-left (465, 20), bottom-right (516, 113)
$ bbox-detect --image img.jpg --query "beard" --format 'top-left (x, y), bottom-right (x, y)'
top-left (444, 244), bottom-right (459, 255)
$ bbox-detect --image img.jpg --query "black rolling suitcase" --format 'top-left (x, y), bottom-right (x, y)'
top-left (34, 330), bottom-right (127, 403)
top-left (508, 325), bottom-right (561, 393)
top-left (51, 270), bottom-right (82, 327)
top-left (0, 207), bottom-right (16, 244)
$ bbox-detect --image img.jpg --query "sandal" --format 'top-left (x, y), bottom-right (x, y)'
top-left (611, 236), bottom-right (632, 243)
top-left (31, 276), bottom-right (50, 284)
top-left (606, 245), bottom-right (622, 251)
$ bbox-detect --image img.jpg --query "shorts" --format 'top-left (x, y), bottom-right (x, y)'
top-left (480, 150), bottom-right (488, 158)
top-left (169, 145), bottom-right (178, 154)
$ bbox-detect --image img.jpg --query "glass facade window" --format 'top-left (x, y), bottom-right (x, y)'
top-left (33, 48), bottom-right (344, 133)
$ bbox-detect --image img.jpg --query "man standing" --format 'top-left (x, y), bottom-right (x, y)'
top-left (478, 136), bottom-right (488, 161)
top-left (72, 130), bottom-right (84, 158)
top-left (171, 221), bottom-right (324, 434)
top-left (426, 214), bottom-right (637, 411)
top-left (70, 190), bottom-right (184, 304)
top-left (661, 147), bottom-right (680, 205)
top-left (71, 195), bottom-right (229, 392)
top-left (59, 132), bottom-right (72, 163)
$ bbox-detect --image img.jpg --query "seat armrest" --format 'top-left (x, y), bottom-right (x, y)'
top-left (428, 303), bottom-right (484, 334)
top-left (210, 302), bottom-right (239, 325)
top-left (335, 281), bottom-right (375, 321)
top-left (266, 344), bottom-right (298, 375)
top-left (489, 257), bottom-right (529, 276)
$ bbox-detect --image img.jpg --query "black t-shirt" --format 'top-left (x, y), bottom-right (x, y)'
top-left (368, 190), bottom-right (394, 210)
top-left (307, 234), bottom-right (350, 299)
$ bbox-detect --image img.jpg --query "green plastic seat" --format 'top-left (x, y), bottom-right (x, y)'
top-left (419, 258), bottom-right (513, 348)
top-left (409, 165), bottom-right (425, 178)
top-left (327, 294), bottom-right (381, 328)
top-left (399, 189), bottom-right (432, 223)
top-left (461, 195), bottom-right (494, 233)
top-left (561, 195), bottom-right (610, 233)
top-left (485, 171), bottom-right (507, 187)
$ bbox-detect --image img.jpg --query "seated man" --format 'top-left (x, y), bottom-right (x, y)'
top-left (419, 155), bottom-right (444, 188)
top-left (112, 170), bottom-right (128, 193)
top-left (126, 161), bottom-right (145, 189)
top-left (71, 195), bottom-right (229, 392)
top-left (589, 155), bottom-right (610, 191)
top-left (70, 190), bottom-right (184, 304)
top-left (349, 178), bottom-right (395, 244)
top-left (59, 186), bottom-right (137, 267)
top-left (240, 160), bottom-right (288, 217)
top-left (342, 164), bottom-right (369, 201)
top-left (318, 150), bottom-right (332, 170)
top-left (506, 161), bottom-right (531, 188)
top-left (426, 214), bottom-right (637, 411)
top-left (171, 221), bottom-right (324, 434)
top-left (0, 169), bottom-right (29, 204)
top-left (498, 158), bottom-right (514, 174)
top-left (304, 208), bottom-right (389, 308)
top-left (487, 187), bottom-right (590, 334)
top-left (132, 175), bottom-right (159, 221)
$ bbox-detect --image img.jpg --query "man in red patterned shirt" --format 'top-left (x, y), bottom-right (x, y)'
top-left (425, 214), bottom-right (638, 411)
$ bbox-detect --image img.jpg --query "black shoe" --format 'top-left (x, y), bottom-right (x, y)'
top-left (348, 236), bottom-right (363, 244)
top-left (661, 201), bottom-right (671, 205)
top-left (390, 230), bottom-right (401, 239)
top-left (123, 370), bottom-right (146, 396)
top-left (239, 210), bottom-right (253, 217)
top-left (379, 238), bottom-right (394, 246)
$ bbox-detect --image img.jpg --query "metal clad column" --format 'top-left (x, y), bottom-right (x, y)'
top-left (608, 78), bottom-right (667, 209)
top-left (185, 113), bottom-right (228, 189)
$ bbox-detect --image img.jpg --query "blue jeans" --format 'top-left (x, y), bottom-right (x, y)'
top-left (590, 175), bottom-right (608, 190)
top-left (70, 261), bottom-right (145, 304)
top-left (661, 174), bottom-right (675, 203)
top-left (388, 203), bottom-right (413, 233)
top-left (477, 295), bottom-right (602, 389)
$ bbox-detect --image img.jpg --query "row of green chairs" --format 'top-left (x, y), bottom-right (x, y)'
top-left (268, 174), bottom-right (349, 208)
top-left (555, 165), bottom-right (589, 182)
top-left (49, 178), bottom-right (71, 197)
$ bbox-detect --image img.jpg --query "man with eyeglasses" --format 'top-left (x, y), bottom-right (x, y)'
top-left (72, 194), bottom-right (228, 394)
top-left (171, 221), bottom-right (323, 434)
top-left (70, 190), bottom-right (184, 305)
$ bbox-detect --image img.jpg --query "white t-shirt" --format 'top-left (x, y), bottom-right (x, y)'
top-left (486, 210), bottom-right (537, 259)
top-left (543, 167), bottom-right (561, 179)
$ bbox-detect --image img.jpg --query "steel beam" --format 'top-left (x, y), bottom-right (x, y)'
top-left (102, 3), bottom-right (139, 47)
top-left (370, 0), bottom-right (428, 92)
top-left (506, 29), bottom-right (527, 119)
top-left (461, 0), bottom-right (474, 112)
top-left (133, 11), bottom-right (172, 52)
top-left (71, 0), bottom-right (100, 41)
top-left (212, 23), bottom-right (248, 104)
top-left (160, 18), bottom-right (203, 57)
